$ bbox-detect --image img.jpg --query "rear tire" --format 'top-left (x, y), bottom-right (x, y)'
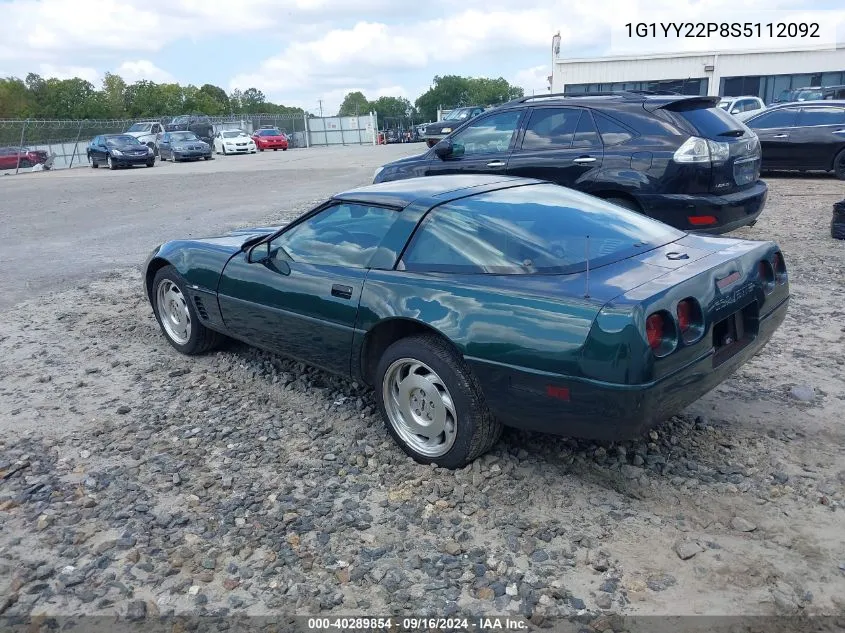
top-left (605, 196), bottom-right (641, 212)
top-left (151, 266), bottom-right (223, 355)
top-left (374, 334), bottom-right (502, 468)
top-left (834, 148), bottom-right (845, 180)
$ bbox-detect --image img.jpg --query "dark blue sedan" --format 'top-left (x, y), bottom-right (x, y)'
top-left (158, 131), bottom-right (213, 163)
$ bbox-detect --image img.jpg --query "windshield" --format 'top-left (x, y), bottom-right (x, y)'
top-left (444, 108), bottom-right (471, 121)
top-left (257, 129), bottom-right (282, 136)
top-left (171, 132), bottom-right (199, 142)
top-left (402, 183), bottom-right (684, 275)
top-left (106, 135), bottom-right (141, 146)
top-left (796, 89), bottom-right (823, 101)
top-left (222, 130), bottom-right (247, 138)
top-left (126, 123), bottom-right (152, 132)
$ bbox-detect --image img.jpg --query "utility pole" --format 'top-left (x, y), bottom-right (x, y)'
top-left (318, 99), bottom-right (323, 118)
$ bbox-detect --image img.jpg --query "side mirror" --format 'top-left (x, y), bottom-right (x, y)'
top-left (248, 242), bottom-right (270, 263)
top-left (731, 107), bottom-right (741, 114)
top-left (434, 138), bottom-right (453, 159)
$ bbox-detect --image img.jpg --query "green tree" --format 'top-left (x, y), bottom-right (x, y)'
top-left (199, 83), bottom-right (230, 112)
top-left (241, 87), bottom-right (266, 113)
top-left (338, 91), bottom-right (371, 116)
top-left (0, 77), bottom-right (34, 118)
top-left (414, 75), bottom-right (522, 121)
top-left (101, 72), bottom-right (127, 118)
top-left (371, 95), bottom-right (413, 120)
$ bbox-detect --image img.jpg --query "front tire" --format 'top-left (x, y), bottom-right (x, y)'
top-left (834, 148), bottom-right (845, 180)
top-left (146, 160), bottom-right (155, 167)
top-left (375, 334), bottom-right (502, 468)
top-left (151, 266), bottom-right (223, 355)
top-left (107, 156), bottom-right (117, 170)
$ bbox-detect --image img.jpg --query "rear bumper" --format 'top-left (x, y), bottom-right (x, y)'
top-left (472, 296), bottom-right (788, 441)
top-left (636, 181), bottom-right (768, 234)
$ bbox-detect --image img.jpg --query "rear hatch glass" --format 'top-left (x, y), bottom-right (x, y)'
top-left (658, 99), bottom-right (761, 192)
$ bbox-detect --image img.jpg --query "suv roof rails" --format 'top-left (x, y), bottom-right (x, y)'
top-left (498, 89), bottom-right (686, 108)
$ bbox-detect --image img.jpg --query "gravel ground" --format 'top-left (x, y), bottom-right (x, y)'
top-left (1, 171), bottom-right (844, 626)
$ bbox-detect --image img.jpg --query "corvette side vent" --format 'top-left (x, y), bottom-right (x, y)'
top-left (193, 296), bottom-right (209, 320)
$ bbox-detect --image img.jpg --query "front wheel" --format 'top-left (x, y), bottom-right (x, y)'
top-left (834, 148), bottom-right (845, 180)
top-left (146, 160), bottom-right (155, 167)
top-left (107, 156), bottom-right (117, 170)
top-left (151, 266), bottom-right (223, 355)
top-left (282, 147), bottom-right (287, 151)
top-left (374, 334), bottom-right (502, 468)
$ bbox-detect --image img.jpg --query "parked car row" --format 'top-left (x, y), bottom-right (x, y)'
top-left (85, 125), bottom-right (290, 170)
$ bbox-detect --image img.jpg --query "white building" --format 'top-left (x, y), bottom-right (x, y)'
top-left (550, 38), bottom-right (845, 104)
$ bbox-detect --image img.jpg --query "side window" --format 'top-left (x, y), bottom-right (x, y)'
top-left (797, 107), bottom-right (845, 127)
top-left (270, 203), bottom-right (396, 268)
top-left (451, 110), bottom-right (523, 156)
top-left (571, 111), bottom-right (602, 150)
top-left (593, 113), bottom-right (635, 146)
top-left (746, 99), bottom-right (764, 112)
top-left (152, 124), bottom-right (161, 133)
top-left (521, 108), bottom-right (581, 151)
top-left (748, 108), bottom-right (799, 129)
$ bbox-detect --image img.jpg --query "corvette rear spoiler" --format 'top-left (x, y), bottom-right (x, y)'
top-left (642, 96), bottom-right (721, 112)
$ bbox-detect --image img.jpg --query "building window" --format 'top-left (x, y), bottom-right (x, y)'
top-left (721, 71), bottom-right (845, 104)
top-left (564, 78), bottom-right (707, 96)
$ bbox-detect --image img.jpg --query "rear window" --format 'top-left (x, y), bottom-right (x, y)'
top-left (666, 103), bottom-right (748, 137)
top-left (400, 184), bottom-right (683, 275)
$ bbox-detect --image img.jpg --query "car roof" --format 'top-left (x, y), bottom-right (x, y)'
top-left (766, 100), bottom-right (845, 108)
top-left (333, 175), bottom-right (543, 207)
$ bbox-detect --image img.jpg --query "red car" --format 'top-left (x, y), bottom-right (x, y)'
top-left (251, 128), bottom-right (288, 151)
top-left (0, 146), bottom-right (48, 170)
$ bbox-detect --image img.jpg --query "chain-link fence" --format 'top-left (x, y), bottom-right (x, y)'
top-left (0, 112), bottom-right (375, 175)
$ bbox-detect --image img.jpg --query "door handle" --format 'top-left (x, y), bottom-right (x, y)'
top-left (572, 156), bottom-right (597, 163)
top-left (772, 134), bottom-right (789, 138)
top-left (486, 160), bottom-right (506, 168)
top-left (331, 284), bottom-right (353, 300)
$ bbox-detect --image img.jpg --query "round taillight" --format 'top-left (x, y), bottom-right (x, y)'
top-left (677, 300), bottom-right (691, 332)
top-left (646, 313), bottom-right (664, 350)
top-left (676, 298), bottom-right (704, 344)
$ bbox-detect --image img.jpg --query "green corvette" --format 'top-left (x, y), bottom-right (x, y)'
top-left (144, 175), bottom-right (789, 468)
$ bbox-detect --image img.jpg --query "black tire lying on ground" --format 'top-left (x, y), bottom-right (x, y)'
top-left (831, 199), bottom-right (845, 240)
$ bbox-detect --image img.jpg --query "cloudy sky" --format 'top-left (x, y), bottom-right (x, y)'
top-left (1, 0), bottom-right (844, 114)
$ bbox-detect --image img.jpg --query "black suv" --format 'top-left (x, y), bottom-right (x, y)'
top-left (164, 114), bottom-right (214, 145)
top-left (374, 92), bottom-right (767, 233)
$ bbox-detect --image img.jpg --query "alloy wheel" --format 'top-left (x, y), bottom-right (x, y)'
top-left (382, 358), bottom-right (458, 457)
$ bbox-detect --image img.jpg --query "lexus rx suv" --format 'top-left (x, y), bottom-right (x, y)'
top-left (373, 92), bottom-right (767, 233)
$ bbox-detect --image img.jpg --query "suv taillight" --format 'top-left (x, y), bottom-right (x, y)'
top-left (673, 136), bottom-right (729, 163)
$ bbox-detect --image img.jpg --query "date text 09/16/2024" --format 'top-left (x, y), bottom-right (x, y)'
top-left (305, 616), bottom-right (527, 631)
top-left (624, 22), bottom-right (820, 39)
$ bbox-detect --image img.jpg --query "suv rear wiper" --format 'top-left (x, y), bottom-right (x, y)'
top-left (718, 129), bottom-right (745, 137)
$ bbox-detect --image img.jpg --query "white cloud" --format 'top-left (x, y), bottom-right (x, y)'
top-left (512, 65), bottom-right (552, 96)
top-left (37, 64), bottom-right (102, 85)
top-left (115, 60), bottom-right (176, 83)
